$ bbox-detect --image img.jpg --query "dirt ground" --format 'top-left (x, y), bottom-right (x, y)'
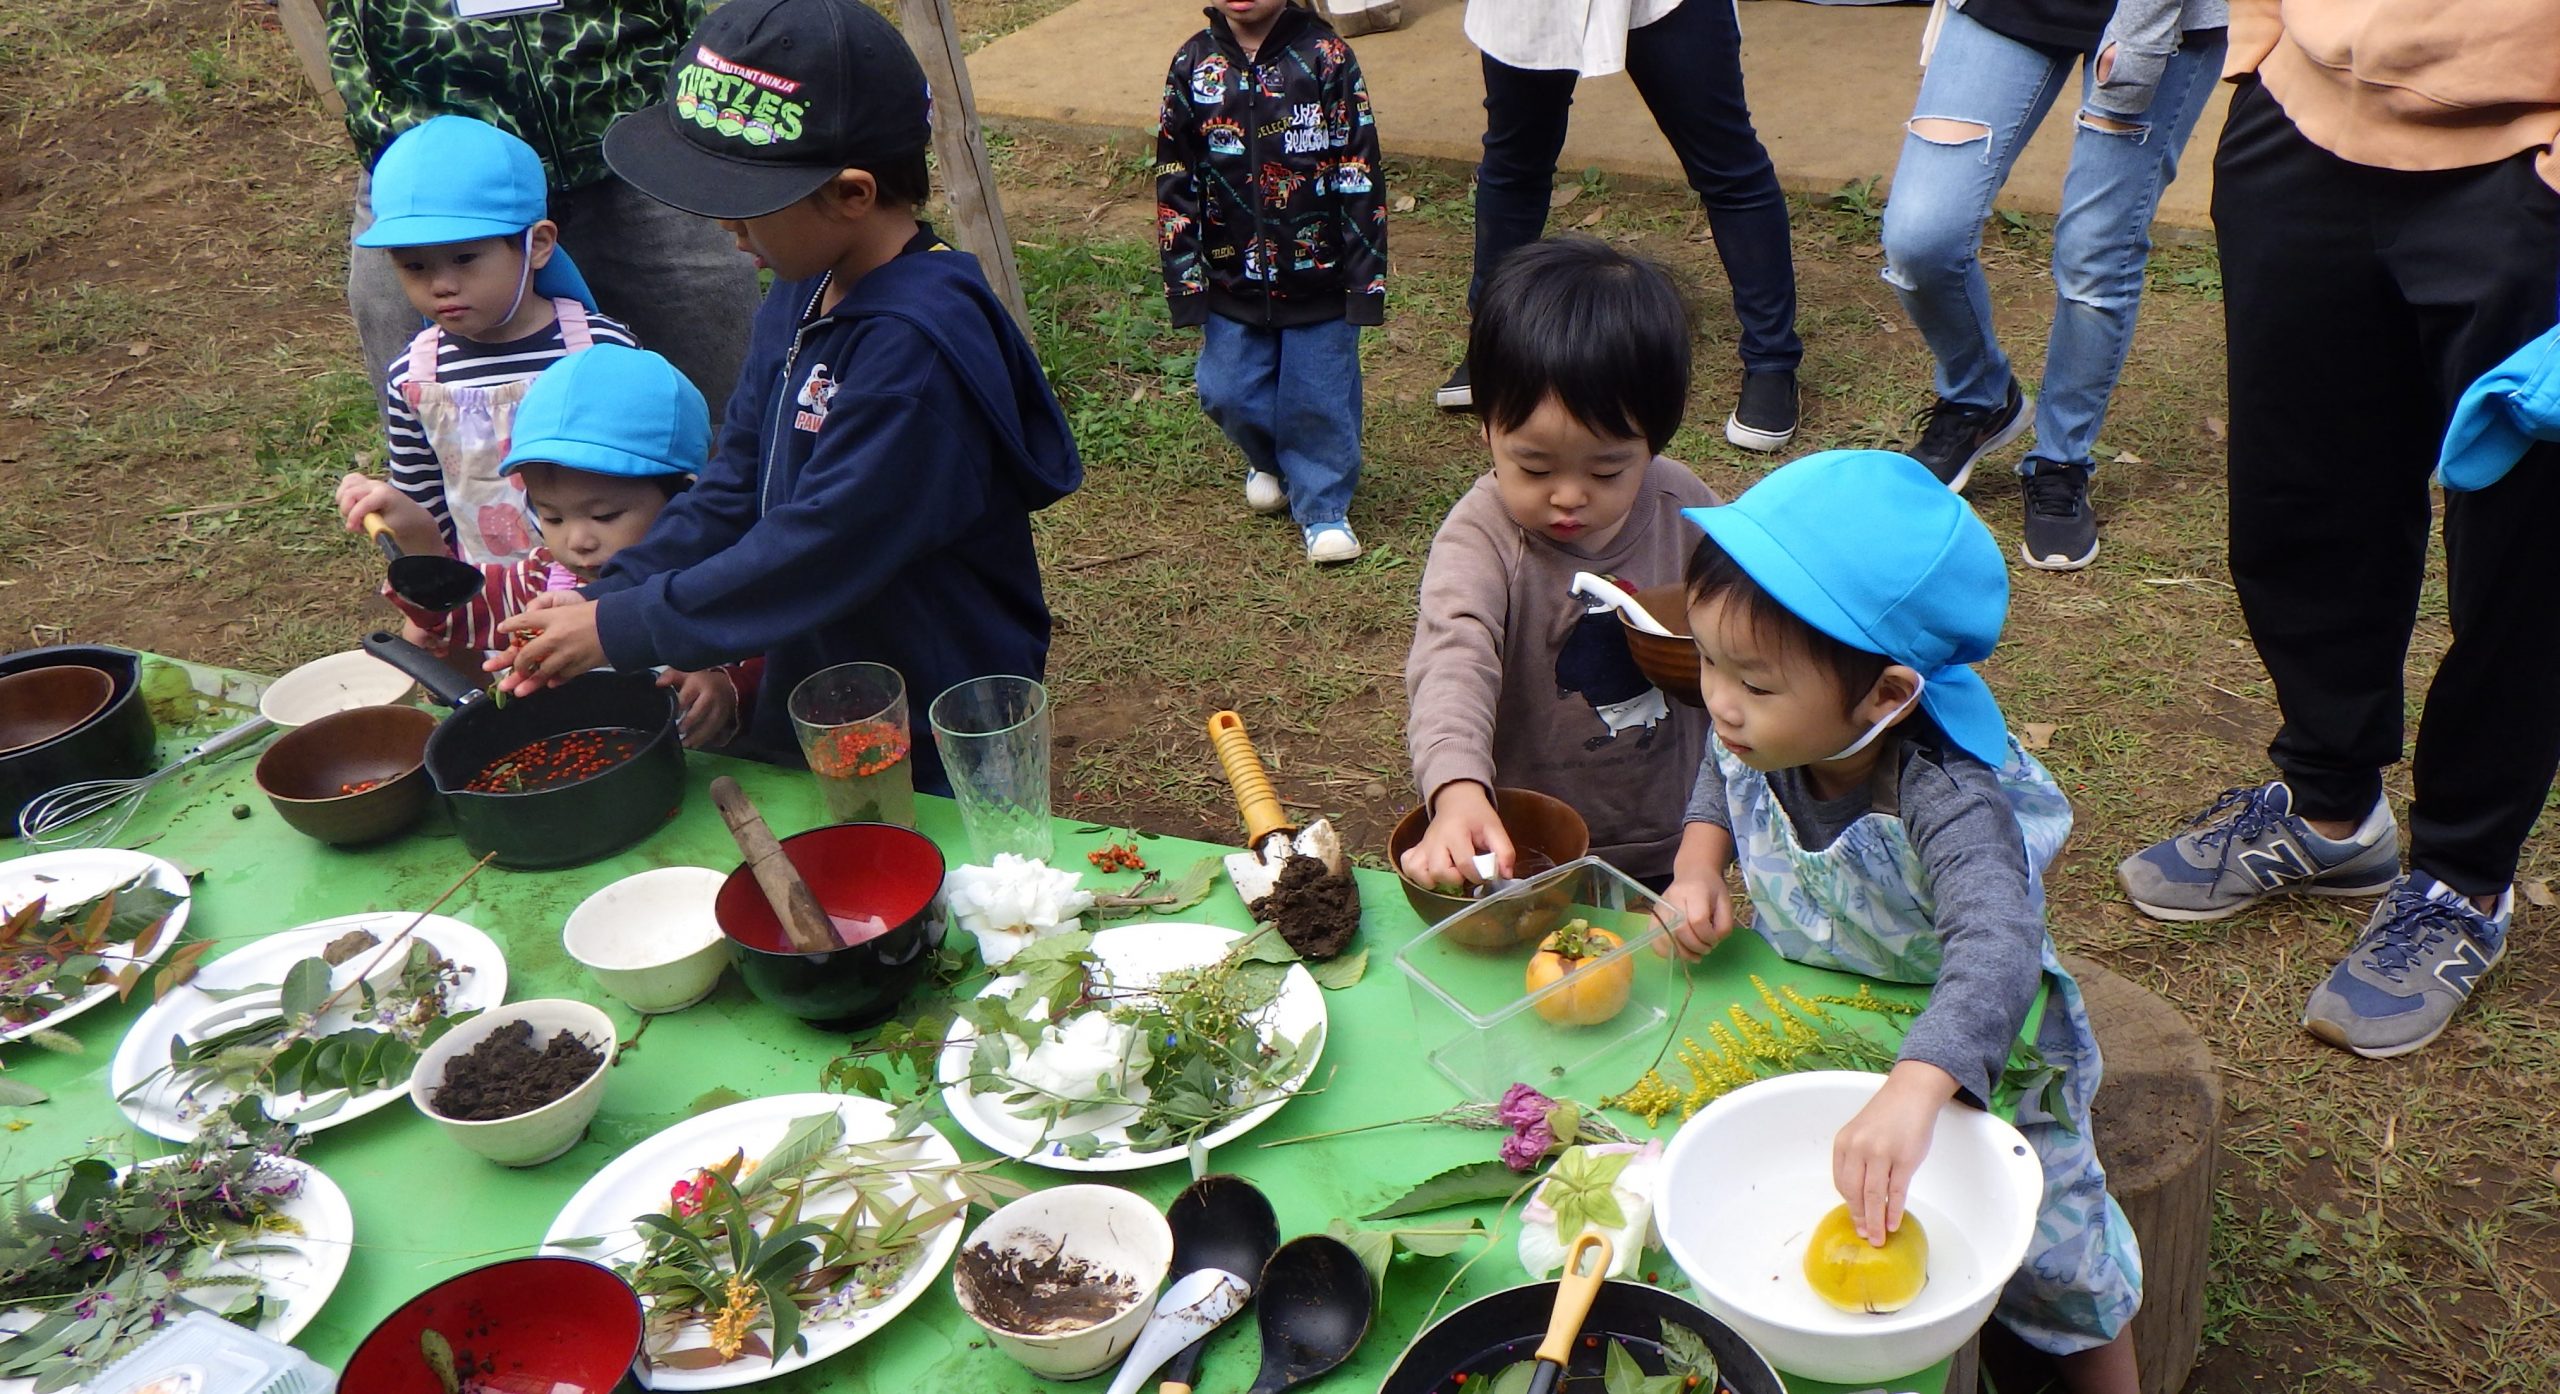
top-left (0, 1), bottom-right (2554, 1389)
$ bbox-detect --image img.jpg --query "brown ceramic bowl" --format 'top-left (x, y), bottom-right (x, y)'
top-left (0, 666), bottom-right (114, 756)
top-left (1621, 584), bottom-right (1702, 707)
top-left (1387, 788), bottom-right (1591, 945)
top-left (254, 705), bottom-right (435, 846)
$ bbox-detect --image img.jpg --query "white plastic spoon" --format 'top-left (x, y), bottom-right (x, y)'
top-left (1569, 572), bottom-right (1677, 637)
top-left (1104, 1268), bottom-right (1251, 1394)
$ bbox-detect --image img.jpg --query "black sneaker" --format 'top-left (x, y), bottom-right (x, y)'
top-left (1435, 363), bottom-right (1472, 411)
top-left (1907, 381), bottom-right (2030, 492)
top-left (1724, 370), bottom-right (1798, 453)
top-left (2019, 458), bottom-right (2099, 571)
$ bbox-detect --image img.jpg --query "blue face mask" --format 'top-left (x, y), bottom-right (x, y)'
top-left (1823, 673), bottom-right (1925, 764)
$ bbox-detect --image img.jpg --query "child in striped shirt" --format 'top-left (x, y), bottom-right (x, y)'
top-left (337, 346), bottom-right (747, 747)
top-left (343, 116), bottom-right (637, 567)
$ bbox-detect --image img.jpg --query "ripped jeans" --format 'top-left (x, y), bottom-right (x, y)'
top-left (1877, 7), bottom-right (2224, 470)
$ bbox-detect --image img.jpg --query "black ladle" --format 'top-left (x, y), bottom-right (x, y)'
top-left (364, 513), bottom-right (483, 612)
top-left (1159, 1175), bottom-right (1282, 1394)
top-left (1247, 1235), bottom-right (1373, 1394)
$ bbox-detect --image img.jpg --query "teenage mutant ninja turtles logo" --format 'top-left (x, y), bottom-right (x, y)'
top-left (794, 362), bottom-right (836, 433)
top-left (675, 46), bottom-right (806, 147)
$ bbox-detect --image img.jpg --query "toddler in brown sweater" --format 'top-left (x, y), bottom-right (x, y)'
top-left (1402, 238), bottom-right (1719, 888)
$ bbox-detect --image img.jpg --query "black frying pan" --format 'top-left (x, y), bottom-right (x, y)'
top-left (361, 632), bottom-right (684, 869)
top-left (1379, 1280), bottom-right (1787, 1394)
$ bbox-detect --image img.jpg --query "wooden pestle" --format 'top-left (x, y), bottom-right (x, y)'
top-left (709, 776), bottom-right (841, 954)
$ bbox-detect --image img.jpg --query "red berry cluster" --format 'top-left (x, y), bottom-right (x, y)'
top-left (1086, 842), bottom-right (1146, 872)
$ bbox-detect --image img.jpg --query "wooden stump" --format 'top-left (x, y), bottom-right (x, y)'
top-left (1978, 956), bottom-right (2221, 1394)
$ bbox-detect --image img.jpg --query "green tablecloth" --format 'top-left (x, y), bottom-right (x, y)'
top-left (0, 658), bottom-right (1962, 1394)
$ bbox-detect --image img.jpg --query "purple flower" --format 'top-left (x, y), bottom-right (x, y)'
top-left (1494, 1083), bottom-right (1552, 1130)
top-left (1498, 1118), bottom-right (1556, 1172)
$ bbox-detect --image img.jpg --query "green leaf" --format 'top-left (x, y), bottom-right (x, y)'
top-left (1307, 947), bottom-right (1367, 991)
top-left (420, 1329), bottom-right (462, 1394)
top-left (278, 957), bottom-right (331, 1022)
top-left (1657, 1322), bottom-right (1719, 1388)
top-left (1154, 856), bottom-right (1219, 914)
top-left (0, 1079), bottom-right (47, 1107)
top-left (1362, 1159), bottom-right (1523, 1221)
top-left (740, 1112), bottom-right (844, 1199)
top-left (1490, 1362), bottom-right (1537, 1394)
top-left (1388, 1220), bottom-right (1485, 1258)
top-left (1323, 1218), bottom-right (1395, 1293)
top-left (1604, 1337), bottom-right (1646, 1394)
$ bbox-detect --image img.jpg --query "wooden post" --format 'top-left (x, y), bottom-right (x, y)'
top-left (273, 0), bottom-right (348, 118)
top-left (899, 0), bottom-right (1033, 341)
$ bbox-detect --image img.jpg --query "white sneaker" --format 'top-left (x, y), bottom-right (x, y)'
top-left (1306, 524), bottom-right (1362, 564)
top-left (1245, 470), bottom-right (1288, 515)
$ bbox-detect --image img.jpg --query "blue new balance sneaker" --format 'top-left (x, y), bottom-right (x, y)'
top-left (2117, 780), bottom-right (2400, 921)
top-left (2303, 871), bottom-right (2510, 1058)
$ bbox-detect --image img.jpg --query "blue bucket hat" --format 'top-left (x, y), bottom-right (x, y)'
top-left (354, 116), bottom-right (598, 310)
top-left (1681, 449), bottom-right (2014, 770)
top-left (499, 346), bottom-right (710, 481)
top-left (2438, 322), bottom-right (2560, 492)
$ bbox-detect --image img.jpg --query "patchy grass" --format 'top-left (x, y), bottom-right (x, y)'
top-left (0, 0), bottom-right (2554, 1389)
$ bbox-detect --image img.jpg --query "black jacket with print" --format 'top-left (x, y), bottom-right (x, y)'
top-left (1155, 4), bottom-right (1388, 330)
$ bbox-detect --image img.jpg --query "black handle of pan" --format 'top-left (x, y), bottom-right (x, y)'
top-left (361, 630), bottom-right (488, 711)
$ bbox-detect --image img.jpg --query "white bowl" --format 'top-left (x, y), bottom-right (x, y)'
top-left (1653, 1070), bottom-right (2045, 1384)
top-left (953, 1184), bottom-right (1172, 1379)
top-left (259, 649), bottom-right (417, 728)
top-left (561, 867), bottom-right (730, 1013)
top-left (409, 999), bottom-right (617, 1167)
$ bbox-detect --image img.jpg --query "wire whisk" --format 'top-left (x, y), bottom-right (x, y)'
top-left (16, 717), bottom-right (275, 849)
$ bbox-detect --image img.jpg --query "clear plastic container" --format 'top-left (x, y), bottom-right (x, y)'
top-left (1395, 856), bottom-right (1687, 1103)
top-left (90, 1311), bottom-right (335, 1394)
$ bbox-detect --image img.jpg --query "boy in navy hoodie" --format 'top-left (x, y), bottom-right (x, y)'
top-left (489, 0), bottom-right (1082, 794)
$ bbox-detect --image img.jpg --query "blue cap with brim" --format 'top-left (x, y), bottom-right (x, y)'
top-left (2439, 322), bottom-right (2560, 492)
top-left (1681, 449), bottom-right (2014, 771)
top-left (499, 345), bottom-right (710, 481)
top-left (354, 115), bottom-right (600, 310)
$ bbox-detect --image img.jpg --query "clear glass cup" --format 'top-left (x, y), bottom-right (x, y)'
top-left (927, 675), bottom-right (1052, 863)
top-left (789, 662), bottom-right (915, 828)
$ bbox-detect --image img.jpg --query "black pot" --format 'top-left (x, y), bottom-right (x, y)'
top-left (1379, 1279), bottom-right (1787, 1394)
top-left (713, 822), bottom-right (946, 1029)
top-left (361, 633), bottom-right (684, 870)
top-left (0, 646), bottom-right (156, 835)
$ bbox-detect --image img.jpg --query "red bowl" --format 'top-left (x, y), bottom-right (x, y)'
top-left (339, 1256), bottom-right (641, 1394)
top-left (716, 822), bottom-right (946, 1028)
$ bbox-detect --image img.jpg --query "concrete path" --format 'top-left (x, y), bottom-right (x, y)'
top-left (967, 0), bottom-right (2226, 228)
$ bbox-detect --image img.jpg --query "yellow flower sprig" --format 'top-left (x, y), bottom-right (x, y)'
top-left (1599, 976), bottom-right (1904, 1126)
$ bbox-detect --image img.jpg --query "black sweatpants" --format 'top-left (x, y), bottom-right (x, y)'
top-left (2213, 76), bottom-right (2560, 897)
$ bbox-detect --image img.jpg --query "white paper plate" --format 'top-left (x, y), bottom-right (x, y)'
top-left (936, 922), bottom-right (1326, 1172)
top-left (0, 850), bottom-right (192, 1045)
top-left (109, 911), bottom-right (507, 1142)
top-left (540, 1093), bottom-right (966, 1390)
top-left (258, 649), bottom-right (417, 728)
top-left (0, 1152), bottom-right (350, 1393)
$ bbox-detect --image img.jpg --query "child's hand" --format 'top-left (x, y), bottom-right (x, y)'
top-left (1832, 1060), bottom-right (1959, 1246)
top-left (664, 668), bottom-right (739, 749)
top-left (1658, 874), bottom-right (1735, 958)
top-left (336, 472), bottom-right (441, 555)
top-left (488, 594), bottom-right (605, 696)
top-left (399, 618), bottom-right (450, 659)
top-left (1400, 782), bottom-right (1514, 889)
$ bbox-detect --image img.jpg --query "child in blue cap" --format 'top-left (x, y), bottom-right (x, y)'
top-left (342, 115), bottom-right (638, 570)
top-left (1663, 450), bottom-right (2141, 1393)
top-left (337, 346), bottom-right (742, 747)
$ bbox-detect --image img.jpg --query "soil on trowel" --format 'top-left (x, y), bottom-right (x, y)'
top-left (1252, 853), bottom-right (1361, 960)
top-left (430, 1019), bottom-right (606, 1121)
top-left (958, 1240), bottom-right (1139, 1335)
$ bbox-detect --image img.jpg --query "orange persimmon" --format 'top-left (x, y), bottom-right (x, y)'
top-left (1524, 919), bottom-right (1634, 1026)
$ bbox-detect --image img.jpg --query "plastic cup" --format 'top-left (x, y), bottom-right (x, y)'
top-left (928, 675), bottom-right (1052, 864)
top-left (789, 662), bottom-right (916, 828)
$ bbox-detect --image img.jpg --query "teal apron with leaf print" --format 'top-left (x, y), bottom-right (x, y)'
top-left (1715, 732), bottom-right (2143, 1353)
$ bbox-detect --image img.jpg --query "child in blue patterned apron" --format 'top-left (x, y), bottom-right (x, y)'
top-left (1659, 449), bottom-right (2141, 1394)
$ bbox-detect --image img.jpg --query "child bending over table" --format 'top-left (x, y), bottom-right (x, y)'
top-left (1401, 238), bottom-right (1718, 889)
top-left (1660, 450), bottom-right (2140, 1394)
top-left (336, 345), bottom-right (747, 749)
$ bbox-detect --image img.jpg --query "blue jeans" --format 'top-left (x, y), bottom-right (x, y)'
top-left (1195, 316), bottom-right (1363, 529)
top-left (1878, 7), bottom-right (2224, 469)
top-left (1469, 0), bottom-right (1801, 372)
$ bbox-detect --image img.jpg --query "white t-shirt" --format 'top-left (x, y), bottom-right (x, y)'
top-left (1463, 0), bottom-right (1687, 75)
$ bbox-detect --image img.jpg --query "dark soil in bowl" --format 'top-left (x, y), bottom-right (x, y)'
top-left (958, 1241), bottom-right (1138, 1336)
top-left (1252, 854), bottom-right (1361, 960)
top-left (432, 1019), bottom-right (605, 1121)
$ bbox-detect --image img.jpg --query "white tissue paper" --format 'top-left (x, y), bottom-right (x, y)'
top-left (1518, 1140), bottom-right (1663, 1279)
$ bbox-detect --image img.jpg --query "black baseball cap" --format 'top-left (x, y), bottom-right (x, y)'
top-left (604, 0), bottom-right (933, 220)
